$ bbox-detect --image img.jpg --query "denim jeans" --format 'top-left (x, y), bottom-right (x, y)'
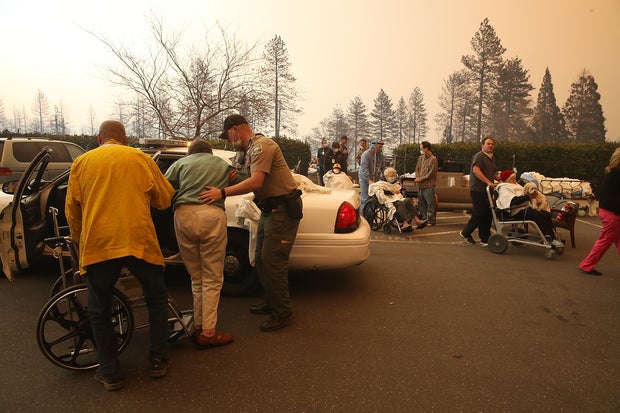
top-left (359, 178), bottom-right (370, 211)
top-left (418, 187), bottom-right (436, 223)
top-left (86, 257), bottom-right (169, 378)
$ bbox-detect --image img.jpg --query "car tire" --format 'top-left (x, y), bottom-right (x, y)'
top-left (222, 229), bottom-right (259, 296)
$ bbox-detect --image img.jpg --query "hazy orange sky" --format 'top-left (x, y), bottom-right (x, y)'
top-left (1, 0), bottom-right (618, 142)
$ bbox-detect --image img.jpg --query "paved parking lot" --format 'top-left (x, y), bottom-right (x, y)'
top-left (1, 211), bottom-right (618, 412)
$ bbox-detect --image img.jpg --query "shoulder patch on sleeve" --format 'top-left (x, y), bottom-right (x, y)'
top-left (252, 144), bottom-right (263, 154)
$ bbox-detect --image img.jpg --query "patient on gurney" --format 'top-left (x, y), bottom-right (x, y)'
top-left (496, 170), bottom-right (562, 247)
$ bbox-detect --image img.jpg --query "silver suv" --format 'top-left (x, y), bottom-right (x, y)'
top-left (0, 137), bottom-right (85, 184)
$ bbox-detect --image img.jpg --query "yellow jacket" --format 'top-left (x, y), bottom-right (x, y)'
top-left (65, 144), bottom-right (175, 274)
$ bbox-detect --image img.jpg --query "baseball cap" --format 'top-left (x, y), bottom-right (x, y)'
top-left (218, 114), bottom-right (248, 139)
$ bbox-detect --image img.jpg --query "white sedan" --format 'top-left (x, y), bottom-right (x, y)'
top-left (0, 146), bottom-right (370, 294)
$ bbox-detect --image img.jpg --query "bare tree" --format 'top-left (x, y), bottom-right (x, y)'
top-left (13, 106), bottom-right (25, 134)
top-left (0, 99), bottom-right (7, 131)
top-left (87, 16), bottom-right (265, 139)
top-left (50, 104), bottom-right (69, 135)
top-left (88, 105), bottom-right (97, 135)
top-left (32, 89), bottom-right (50, 133)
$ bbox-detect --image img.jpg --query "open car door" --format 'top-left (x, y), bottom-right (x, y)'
top-left (0, 148), bottom-right (53, 280)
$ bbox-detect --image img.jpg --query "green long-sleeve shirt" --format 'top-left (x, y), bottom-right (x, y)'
top-left (164, 152), bottom-right (232, 210)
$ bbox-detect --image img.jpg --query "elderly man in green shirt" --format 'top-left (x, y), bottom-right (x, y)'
top-left (164, 140), bottom-right (236, 350)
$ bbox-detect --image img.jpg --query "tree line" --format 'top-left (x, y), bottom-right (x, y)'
top-left (0, 16), bottom-right (607, 160)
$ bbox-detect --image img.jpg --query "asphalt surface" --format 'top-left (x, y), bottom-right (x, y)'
top-left (1, 211), bottom-right (618, 412)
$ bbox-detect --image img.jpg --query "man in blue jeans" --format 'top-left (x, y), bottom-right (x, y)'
top-left (359, 141), bottom-right (385, 211)
top-left (66, 120), bottom-right (175, 390)
top-left (415, 141), bottom-right (438, 226)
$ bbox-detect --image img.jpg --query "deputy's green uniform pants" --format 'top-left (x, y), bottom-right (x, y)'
top-left (255, 202), bottom-right (301, 319)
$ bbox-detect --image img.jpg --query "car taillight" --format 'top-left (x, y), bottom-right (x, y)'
top-left (0, 167), bottom-right (12, 176)
top-left (334, 201), bottom-right (358, 233)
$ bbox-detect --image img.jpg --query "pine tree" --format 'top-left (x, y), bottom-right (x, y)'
top-left (462, 18), bottom-right (506, 141)
top-left (530, 68), bottom-right (566, 143)
top-left (563, 70), bottom-right (606, 142)
top-left (326, 106), bottom-right (348, 142)
top-left (489, 57), bottom-right (533, 141)
top-left (348, 96), bottom-right (369, 155)
top-left (369, 89), bottom-right (395, 144)
top-left (408, 87), bottom-right (428, 144)
top-left (260, 35), bottom-right (300, 138)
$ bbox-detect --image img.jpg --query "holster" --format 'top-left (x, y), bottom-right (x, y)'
top-left (282, 189), bottom-right (303, 220)
top-left (255, 189), bottom-right (303, 220)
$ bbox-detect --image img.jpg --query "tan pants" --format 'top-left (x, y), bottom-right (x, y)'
top-left (174, 204), bottom-right (227, 330)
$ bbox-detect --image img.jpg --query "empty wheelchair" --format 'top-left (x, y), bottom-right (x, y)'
top-left (36, 207), bottom-right (194, 371)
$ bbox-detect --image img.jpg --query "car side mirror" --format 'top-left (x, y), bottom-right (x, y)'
top-left (2, 181), bottom-right (19, 195)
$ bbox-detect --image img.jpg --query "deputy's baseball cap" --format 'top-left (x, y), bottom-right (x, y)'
top-left (218, 114), bottom-right (248, 139)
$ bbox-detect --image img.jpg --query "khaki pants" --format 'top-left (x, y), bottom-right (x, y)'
top-left (174, 204), bottom-right (227, 330)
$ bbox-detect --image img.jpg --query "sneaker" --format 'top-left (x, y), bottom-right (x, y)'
top-left (459, 231), bottom-right (476, 245)
top-left (149, 358), bottom-right (170, 379)
top-left (260, 314), bottom-right (293, 332)
top-left (579, 268), bottom-right (602, 276)
top-left (480, 242), bottom-right (488, 248)
top-left (195, 331), bottom-right (234, 349)
top-left (94, 371), bottom-right (125, 391)
top-left (551, 239), bottom-right (564, 247)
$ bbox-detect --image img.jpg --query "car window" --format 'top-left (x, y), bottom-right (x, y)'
top-left (11, 141), bottom-right (83, 163)
top-left (64, 143), bottom-right (85, 160)
top-left (12, 142), bottom-right (42, 162)
top-left (45, 142), bottom-right (73, 162)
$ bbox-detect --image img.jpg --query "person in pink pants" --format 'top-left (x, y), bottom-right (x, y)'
top-left (579, 147), bottom-right (620, 276)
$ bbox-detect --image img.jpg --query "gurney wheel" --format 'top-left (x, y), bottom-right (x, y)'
top-left (488, 234), bottom-right (508, 254)
top-left (544, 249), bottom-right (555, 260)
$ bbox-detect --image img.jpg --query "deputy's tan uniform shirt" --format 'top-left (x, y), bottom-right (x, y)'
top-left (246, 134), bottom-right (297, 201)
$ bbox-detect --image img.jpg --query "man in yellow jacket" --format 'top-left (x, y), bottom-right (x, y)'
top-left (66, 120), bottom-right (175, 391)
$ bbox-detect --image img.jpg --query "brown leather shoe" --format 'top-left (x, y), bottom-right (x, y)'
top-left (195, 331), bottom-right (234, 349)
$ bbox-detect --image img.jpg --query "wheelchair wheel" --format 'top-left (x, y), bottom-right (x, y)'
top-left (36, 284), bottom-right (134, 371)
top-left (363, 198), bottom-right (386, 231)
top-left (488, 234), bottom-right (508, 254)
